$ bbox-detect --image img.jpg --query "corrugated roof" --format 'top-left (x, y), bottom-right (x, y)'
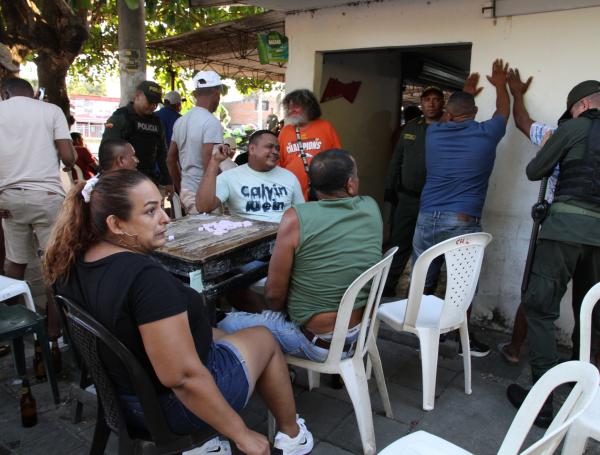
top-left (148, 11), bottom-right (286, 81)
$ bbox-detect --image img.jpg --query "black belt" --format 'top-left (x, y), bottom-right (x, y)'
top-left (300, 326), bottom-right (356, 353)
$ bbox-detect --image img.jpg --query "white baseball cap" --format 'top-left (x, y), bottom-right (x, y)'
top-left (193, 71), bottom-right (222, 89)
top-left (164, 90), bottom-right (182, 104)
top-left (0, 43), bottom-right (18, 72)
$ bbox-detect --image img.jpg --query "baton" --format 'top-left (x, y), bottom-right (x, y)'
top-left (521, 177), bottom-right (549, 293)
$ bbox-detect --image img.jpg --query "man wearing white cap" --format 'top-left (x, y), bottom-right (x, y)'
top-left (156, 90), bottom-right (182, 147)
top-left (167, 71), bottom-right (224, 214)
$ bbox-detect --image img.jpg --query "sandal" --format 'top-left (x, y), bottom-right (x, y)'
top-left (498, 342), bottom-right (519, 364)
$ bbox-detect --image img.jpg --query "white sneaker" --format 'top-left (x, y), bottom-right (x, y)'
top-left (274, 416), bottom-right (314, 455)
top-left (183, 436), bottom-right (232, 454)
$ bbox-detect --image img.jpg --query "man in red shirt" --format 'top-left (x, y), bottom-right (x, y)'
top-left (278, 89), bottom-right (341, 199)
top-left (70, 132), bottom-right (98, 180)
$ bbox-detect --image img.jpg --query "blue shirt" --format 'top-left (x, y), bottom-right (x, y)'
top-left (420, 115), bottom-right (506, 217)
top-left (156, 106), bottom-right (181, 147)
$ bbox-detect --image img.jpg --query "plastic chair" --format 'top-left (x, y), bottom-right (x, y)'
top-left (0, 303), bottom-right (60, 404)
top-left (55, 295), bottom-right (217, 455)
top-left (376, 232), bottom-right (492, 411)
top-left (170, 193), bottom-right (183, 219)
top-left (271, 247), bottom-right (397, 455)
top-left (379, 361), bottom-right (599, 455)
top-left (0, 275), bottom-right (36, 312)
top-left (561, 282), bottom-right (600, 454)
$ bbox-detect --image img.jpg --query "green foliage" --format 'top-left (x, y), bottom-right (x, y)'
top-left (234, 77), bottom-right (276, 95)
top-left (67, 76), bottom-right (107, 96)
top-left (70, 2), bottom-right (266, 90)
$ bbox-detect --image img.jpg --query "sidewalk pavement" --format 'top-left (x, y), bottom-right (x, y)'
top-left (2, 324), bottom-right (599, 455)
top-left (1, 261), bottom-right (599, 454)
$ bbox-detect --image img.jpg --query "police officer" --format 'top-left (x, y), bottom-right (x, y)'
top-left (507, 80), bottom-right (600, 428)
top-left (102, 81), bottom-right (171, 189)
top-left (383, 86), bottom-right (445, 296)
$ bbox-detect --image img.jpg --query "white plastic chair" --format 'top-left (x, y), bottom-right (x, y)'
top-left (170, 192), bottom-right (183, 219)
top-left (379, 360), bottom-right (599, 455)
top-left (271, 247), bottom-right (397, 455)
top-left (0, 275), bottom-right (36, 312)
top-left (561, 282), bottom-right (600, 454)
top-left (376, 232), bottom-right (492, 411)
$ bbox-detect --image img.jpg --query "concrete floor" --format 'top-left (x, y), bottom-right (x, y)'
top-left (1, 262), bottom-right (599, 454)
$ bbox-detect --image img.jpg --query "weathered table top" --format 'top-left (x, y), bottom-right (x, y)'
top-left (153, 214), bottom-right (278, 276)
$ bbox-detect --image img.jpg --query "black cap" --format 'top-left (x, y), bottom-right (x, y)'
top-left (566, 80), bottom-right (600, 111)
top-left (421, 86), bottom-right (444, 98)
top-left (136, 81), bottom-right (162, 104)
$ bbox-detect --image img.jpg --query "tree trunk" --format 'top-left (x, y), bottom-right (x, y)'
top-left (118, 0), bottom-right (146, 106)
top-left (35, 50), bottom-right (75, 117)
top-left (0, 0), bottom-right (88, 117)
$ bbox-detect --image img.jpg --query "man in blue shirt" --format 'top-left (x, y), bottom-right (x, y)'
top-left (156, 90), bottom-right (182, 147)
top-left (412, 59), bottom-right (510, 356)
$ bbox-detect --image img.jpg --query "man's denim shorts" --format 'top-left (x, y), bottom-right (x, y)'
top-left (219, 310), bottom-right (359, 363)
top-left (412, 211), bottom-right (481, 289)
top-left (119, 339), bottom-right (251, 435)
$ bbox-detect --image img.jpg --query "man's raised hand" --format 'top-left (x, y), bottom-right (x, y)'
top-left (486, 59), bottom-right (509, 87)
top-left (211, 143), bottom-right (233, 162)
top-left (463, 72), bottom-right (483, 97)
top-left (507, 68), bottom-right (533, 97)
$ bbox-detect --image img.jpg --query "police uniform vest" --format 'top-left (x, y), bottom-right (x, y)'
top-left (555, 109), bottom-right (600, 204)
top-left (115, 104), bottom-right (164, 181)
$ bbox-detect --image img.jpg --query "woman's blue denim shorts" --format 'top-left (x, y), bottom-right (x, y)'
top-left (119, 339), bottom-right (251, 435)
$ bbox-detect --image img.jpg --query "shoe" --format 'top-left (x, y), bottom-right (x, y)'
top-left (274, 416), bottom-right (314, 455)
top-left (506, 384), bottom-right (553, 428)
top-left (183, 437), bottom-right (232, 454)
top-left (498, 342), bottom-right (519, 364)
top-left (458, 335), bottom-right (491, 358)
top-left (0, 345), bottom-right (9, 357)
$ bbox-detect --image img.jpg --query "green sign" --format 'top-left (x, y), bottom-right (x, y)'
top-left (257, 31), bottom-right (289, 65)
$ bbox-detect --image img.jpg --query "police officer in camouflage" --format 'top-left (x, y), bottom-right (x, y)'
top-left (102, 81), bottom-right (171, 189)
top-left (383, 86), bottom-right (445, 296)
top-left (507, 80), bottom-right (600, 428)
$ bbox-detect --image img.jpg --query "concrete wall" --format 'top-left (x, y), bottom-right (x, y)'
top-left (284, 0), bottom-right (600, 341)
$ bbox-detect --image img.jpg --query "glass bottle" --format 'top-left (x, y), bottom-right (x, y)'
top-left (51, 340), bottom-right (62, 374)
top-left (33, 340), bottom-right (46, 381)
top-left (20, 378), bottom-right (38, 427)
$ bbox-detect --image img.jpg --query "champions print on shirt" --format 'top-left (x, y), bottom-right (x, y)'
top-left (284, 138), bottom-right (321, 156)
top-left (241, 183), bottom-right (289, 213)
top-left (278, 119), bottom-right (342, 199)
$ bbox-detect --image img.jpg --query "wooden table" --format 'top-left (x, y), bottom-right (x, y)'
top-left (152, 214), bottom-right (278, 304)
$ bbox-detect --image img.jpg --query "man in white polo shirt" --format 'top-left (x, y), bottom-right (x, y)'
top-left (0, 77), bottom-right (76, 337)
top-left (167, 71), bottom-right (224, 214)
top-left (196, 129), bottom-right (304, 223)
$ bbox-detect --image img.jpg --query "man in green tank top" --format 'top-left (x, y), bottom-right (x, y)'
top-left (218, 149), bottom-right (383, 362)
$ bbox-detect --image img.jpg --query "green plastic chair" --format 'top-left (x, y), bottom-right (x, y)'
top-left (0, 303), bottom-right (60, 404)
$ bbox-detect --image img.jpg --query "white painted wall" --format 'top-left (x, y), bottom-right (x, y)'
top-left (284, 0), bottom-right (600, 341)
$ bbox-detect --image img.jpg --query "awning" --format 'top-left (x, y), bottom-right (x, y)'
top-left (148, 11), bottom-right (286, 82)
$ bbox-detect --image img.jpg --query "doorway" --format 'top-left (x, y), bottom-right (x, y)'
top-left (317, 44), bottom-right (472, 203)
